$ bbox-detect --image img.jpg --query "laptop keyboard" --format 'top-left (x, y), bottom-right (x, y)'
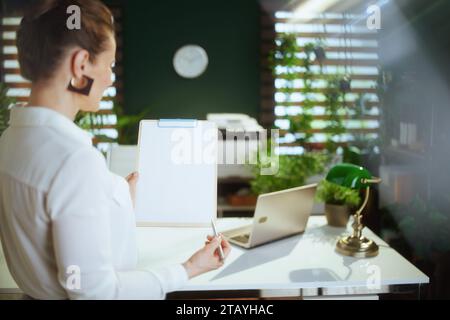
top-left (231, 233), bottom-right (251, 243)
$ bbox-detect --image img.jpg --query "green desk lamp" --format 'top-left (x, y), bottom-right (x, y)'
top-left (325, 163), bottom-right (382, 258)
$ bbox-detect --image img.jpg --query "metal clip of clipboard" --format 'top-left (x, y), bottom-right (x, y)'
top-left (157, 119), bottom-right (198, 128)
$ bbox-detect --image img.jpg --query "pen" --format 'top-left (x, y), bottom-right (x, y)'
top-left (211, 219), bottom-right (225, 261)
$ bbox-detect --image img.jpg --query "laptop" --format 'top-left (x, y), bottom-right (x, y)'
top-left (222, 184), bottom-right (317, 248)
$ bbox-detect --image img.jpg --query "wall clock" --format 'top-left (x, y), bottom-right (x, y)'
top-left (173, 44), bottom-right (208, 78)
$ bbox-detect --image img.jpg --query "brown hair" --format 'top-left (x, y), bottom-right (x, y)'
top-left (17, 0), bottom-right (115, 82)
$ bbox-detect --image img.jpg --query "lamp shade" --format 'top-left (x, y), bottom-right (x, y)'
top-left (325, 163), bottom-right (372, 189)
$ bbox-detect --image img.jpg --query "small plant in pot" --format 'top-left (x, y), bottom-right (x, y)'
top-left (315, 179), bottom-right (361, 227)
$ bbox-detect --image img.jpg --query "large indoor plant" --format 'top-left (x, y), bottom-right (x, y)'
top-left (250, 152), bottom-right (328, 195)
top-left (315, 179), bottom-right (361, 227)
top-left (322, 74), bottom-right (349, 153)
top-left (74, 100), bottom-right (152, 147)
top-left (258, 35), bottom-right (330, 195)
top-left (269, 35), bottom-right (321, 148)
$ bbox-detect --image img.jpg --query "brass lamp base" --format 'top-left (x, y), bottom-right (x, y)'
top-left (336, 235), bottom-right (379, 258)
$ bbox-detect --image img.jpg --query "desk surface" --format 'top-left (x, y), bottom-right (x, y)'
top-left (0, 216), bottom-right (429, 295)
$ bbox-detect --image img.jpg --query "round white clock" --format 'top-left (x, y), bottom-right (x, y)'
top-left (173, 45), bottom-right (208, 78)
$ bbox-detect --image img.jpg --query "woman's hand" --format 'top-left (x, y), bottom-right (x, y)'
top-left (182, 234), bottom-right (231, 279)
top-left (125, 172), bottom-right (139, 208)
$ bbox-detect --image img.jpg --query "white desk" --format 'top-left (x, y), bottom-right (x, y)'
top-left (0, 216), bottom-right (429, 299)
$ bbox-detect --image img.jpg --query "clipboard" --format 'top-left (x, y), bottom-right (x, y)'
top-left (134, 119), bottom-right (218, 227)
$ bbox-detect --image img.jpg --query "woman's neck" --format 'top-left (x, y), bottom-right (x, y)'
top-left (28, 80), bottom-right (79, 121)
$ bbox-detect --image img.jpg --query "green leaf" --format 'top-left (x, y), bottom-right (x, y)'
top-left (315, 179), bottom-right (361, 207)
top-left (250, 153), bottom-right (328, 195)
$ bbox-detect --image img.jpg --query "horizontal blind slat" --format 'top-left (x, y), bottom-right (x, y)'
top-left (261, 100), bottom-right (378, 109)
top-left (262, 58), bottom-right (379, 67)
top-left (261, 87), bottom-right (378, 97)
top-left (262, 72), bottom-right (379, 82)
top-left (261, 44), bottom-right (379, 54)
top-left (279, 128), bottom-right (378, 134)
top-left (261, 30), bottom-right (378, 40)
top-left (261, 16), bottom-right (370, 26)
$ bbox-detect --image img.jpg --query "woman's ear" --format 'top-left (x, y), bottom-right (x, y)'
top-left (70, 49), bottom-right (90, 80)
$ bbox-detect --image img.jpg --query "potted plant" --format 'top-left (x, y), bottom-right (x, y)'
top-left (227, 188), bottom-right (258, 207)
top-left (315, 179), bottom-right (361, 227)
top-left (250, 152), bottom-right (328, 195)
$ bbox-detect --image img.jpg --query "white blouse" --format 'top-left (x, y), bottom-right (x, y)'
top-left (0, 105), bottom-right (188, 299)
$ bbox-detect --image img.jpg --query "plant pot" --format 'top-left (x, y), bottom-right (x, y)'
top-left (325, 204), bottom-right (350, 227)
top-left (227, 194), bottom-right (257, 207)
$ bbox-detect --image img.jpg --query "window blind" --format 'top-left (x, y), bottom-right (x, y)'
top-left (260, 10), bottom-right (380, 153)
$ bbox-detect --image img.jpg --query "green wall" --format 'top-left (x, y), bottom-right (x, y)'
top-left (119, 0), bottom-right (260, 120)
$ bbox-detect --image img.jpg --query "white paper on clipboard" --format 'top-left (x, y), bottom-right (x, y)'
top-left (134, 119), bottom-right (217, 227)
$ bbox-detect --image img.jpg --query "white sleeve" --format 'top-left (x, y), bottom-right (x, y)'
top-left (46, 147), bottom-right (189, 299)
